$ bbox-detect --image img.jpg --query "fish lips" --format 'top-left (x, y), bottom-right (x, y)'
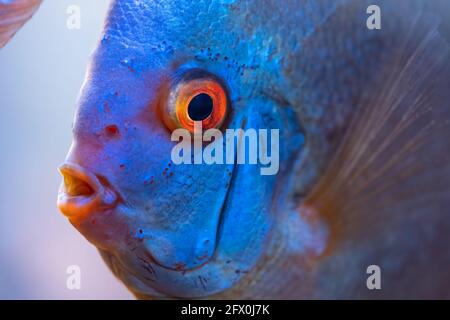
top-left (57, 163), bottom-right (118, 221)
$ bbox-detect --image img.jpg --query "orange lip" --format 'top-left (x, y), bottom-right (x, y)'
top-left (57, 163), bottom-right (116, 221)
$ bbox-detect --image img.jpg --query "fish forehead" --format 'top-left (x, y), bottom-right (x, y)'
top-left (96, 0), bottom-right (385, 125)
top-left (98, 0), bottom-right (342, 89)
top-left (104, 0), bottom-right (339, 48)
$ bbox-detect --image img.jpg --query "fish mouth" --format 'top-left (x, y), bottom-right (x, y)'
top-left (57, 163), bottom-right (117, 220)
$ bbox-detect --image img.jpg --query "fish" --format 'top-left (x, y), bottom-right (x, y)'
top-left (3, 0), bottom-right (450, 299)
top-left (0, 0), bottom-right (42, 48)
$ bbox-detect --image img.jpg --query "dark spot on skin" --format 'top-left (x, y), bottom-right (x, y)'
top-left (235, 269), bottom-right (241, 274)
top-left (162, 171), bottom-right (166, 175)
top-left (120, 59), bottom-right (136, 73)
top-left (174, 262), bottom-right (185, 271)
top-left (139, 229), bottom-right (143, 234)
top-left (144, 177), bottom-right (154, 185)
top-left (169, 172), bottom-right (174, 177)
top-left (168, 163), bottom-right (171, 167)
top-left (127, 66), bottom-right (136, 73)
top-left (119, 164), bottom-right (125, 169)
top-left (105, 125), bottom-right (119, 136)
top-left (226, 260), bottom-right (231, 264)
top-left (91, 219), bottom-right (96, 225)
top-left (103, 101), bottom-right (110, 113)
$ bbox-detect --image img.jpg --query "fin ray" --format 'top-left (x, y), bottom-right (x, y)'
top-left (0, 0), bottom-right (42, 48)
top-left (303, 13), bottom-right (450, 247)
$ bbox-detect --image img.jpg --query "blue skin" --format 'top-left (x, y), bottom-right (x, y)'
top-left (58, 0), bottom-right (305, 298)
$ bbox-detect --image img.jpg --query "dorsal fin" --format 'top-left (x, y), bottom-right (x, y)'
top-left (0, 0), bottom-right (42, 48)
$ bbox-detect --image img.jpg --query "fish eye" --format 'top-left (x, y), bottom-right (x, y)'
top-left (162, 70), bottom-right (228, 132)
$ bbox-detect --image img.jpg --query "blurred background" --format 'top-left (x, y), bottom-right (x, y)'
top-left (0, 0), bottom-right (132, 299)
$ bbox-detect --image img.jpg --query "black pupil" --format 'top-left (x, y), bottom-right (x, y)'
top-left (187, 93), bottom-right (213, 121)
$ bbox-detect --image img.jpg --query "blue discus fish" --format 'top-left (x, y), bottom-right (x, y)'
top-left (2, 0), bottom-right (450, 299)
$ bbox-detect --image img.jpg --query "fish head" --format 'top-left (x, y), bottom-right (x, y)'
top-left (57, 0), bottom-right (304, 298)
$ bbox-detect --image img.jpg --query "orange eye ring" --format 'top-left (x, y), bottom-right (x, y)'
top-left (164, 77), bottom-right (228, 133)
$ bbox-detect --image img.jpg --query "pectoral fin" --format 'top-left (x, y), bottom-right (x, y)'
top-left (302, 13), bottom-right (450, 297)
